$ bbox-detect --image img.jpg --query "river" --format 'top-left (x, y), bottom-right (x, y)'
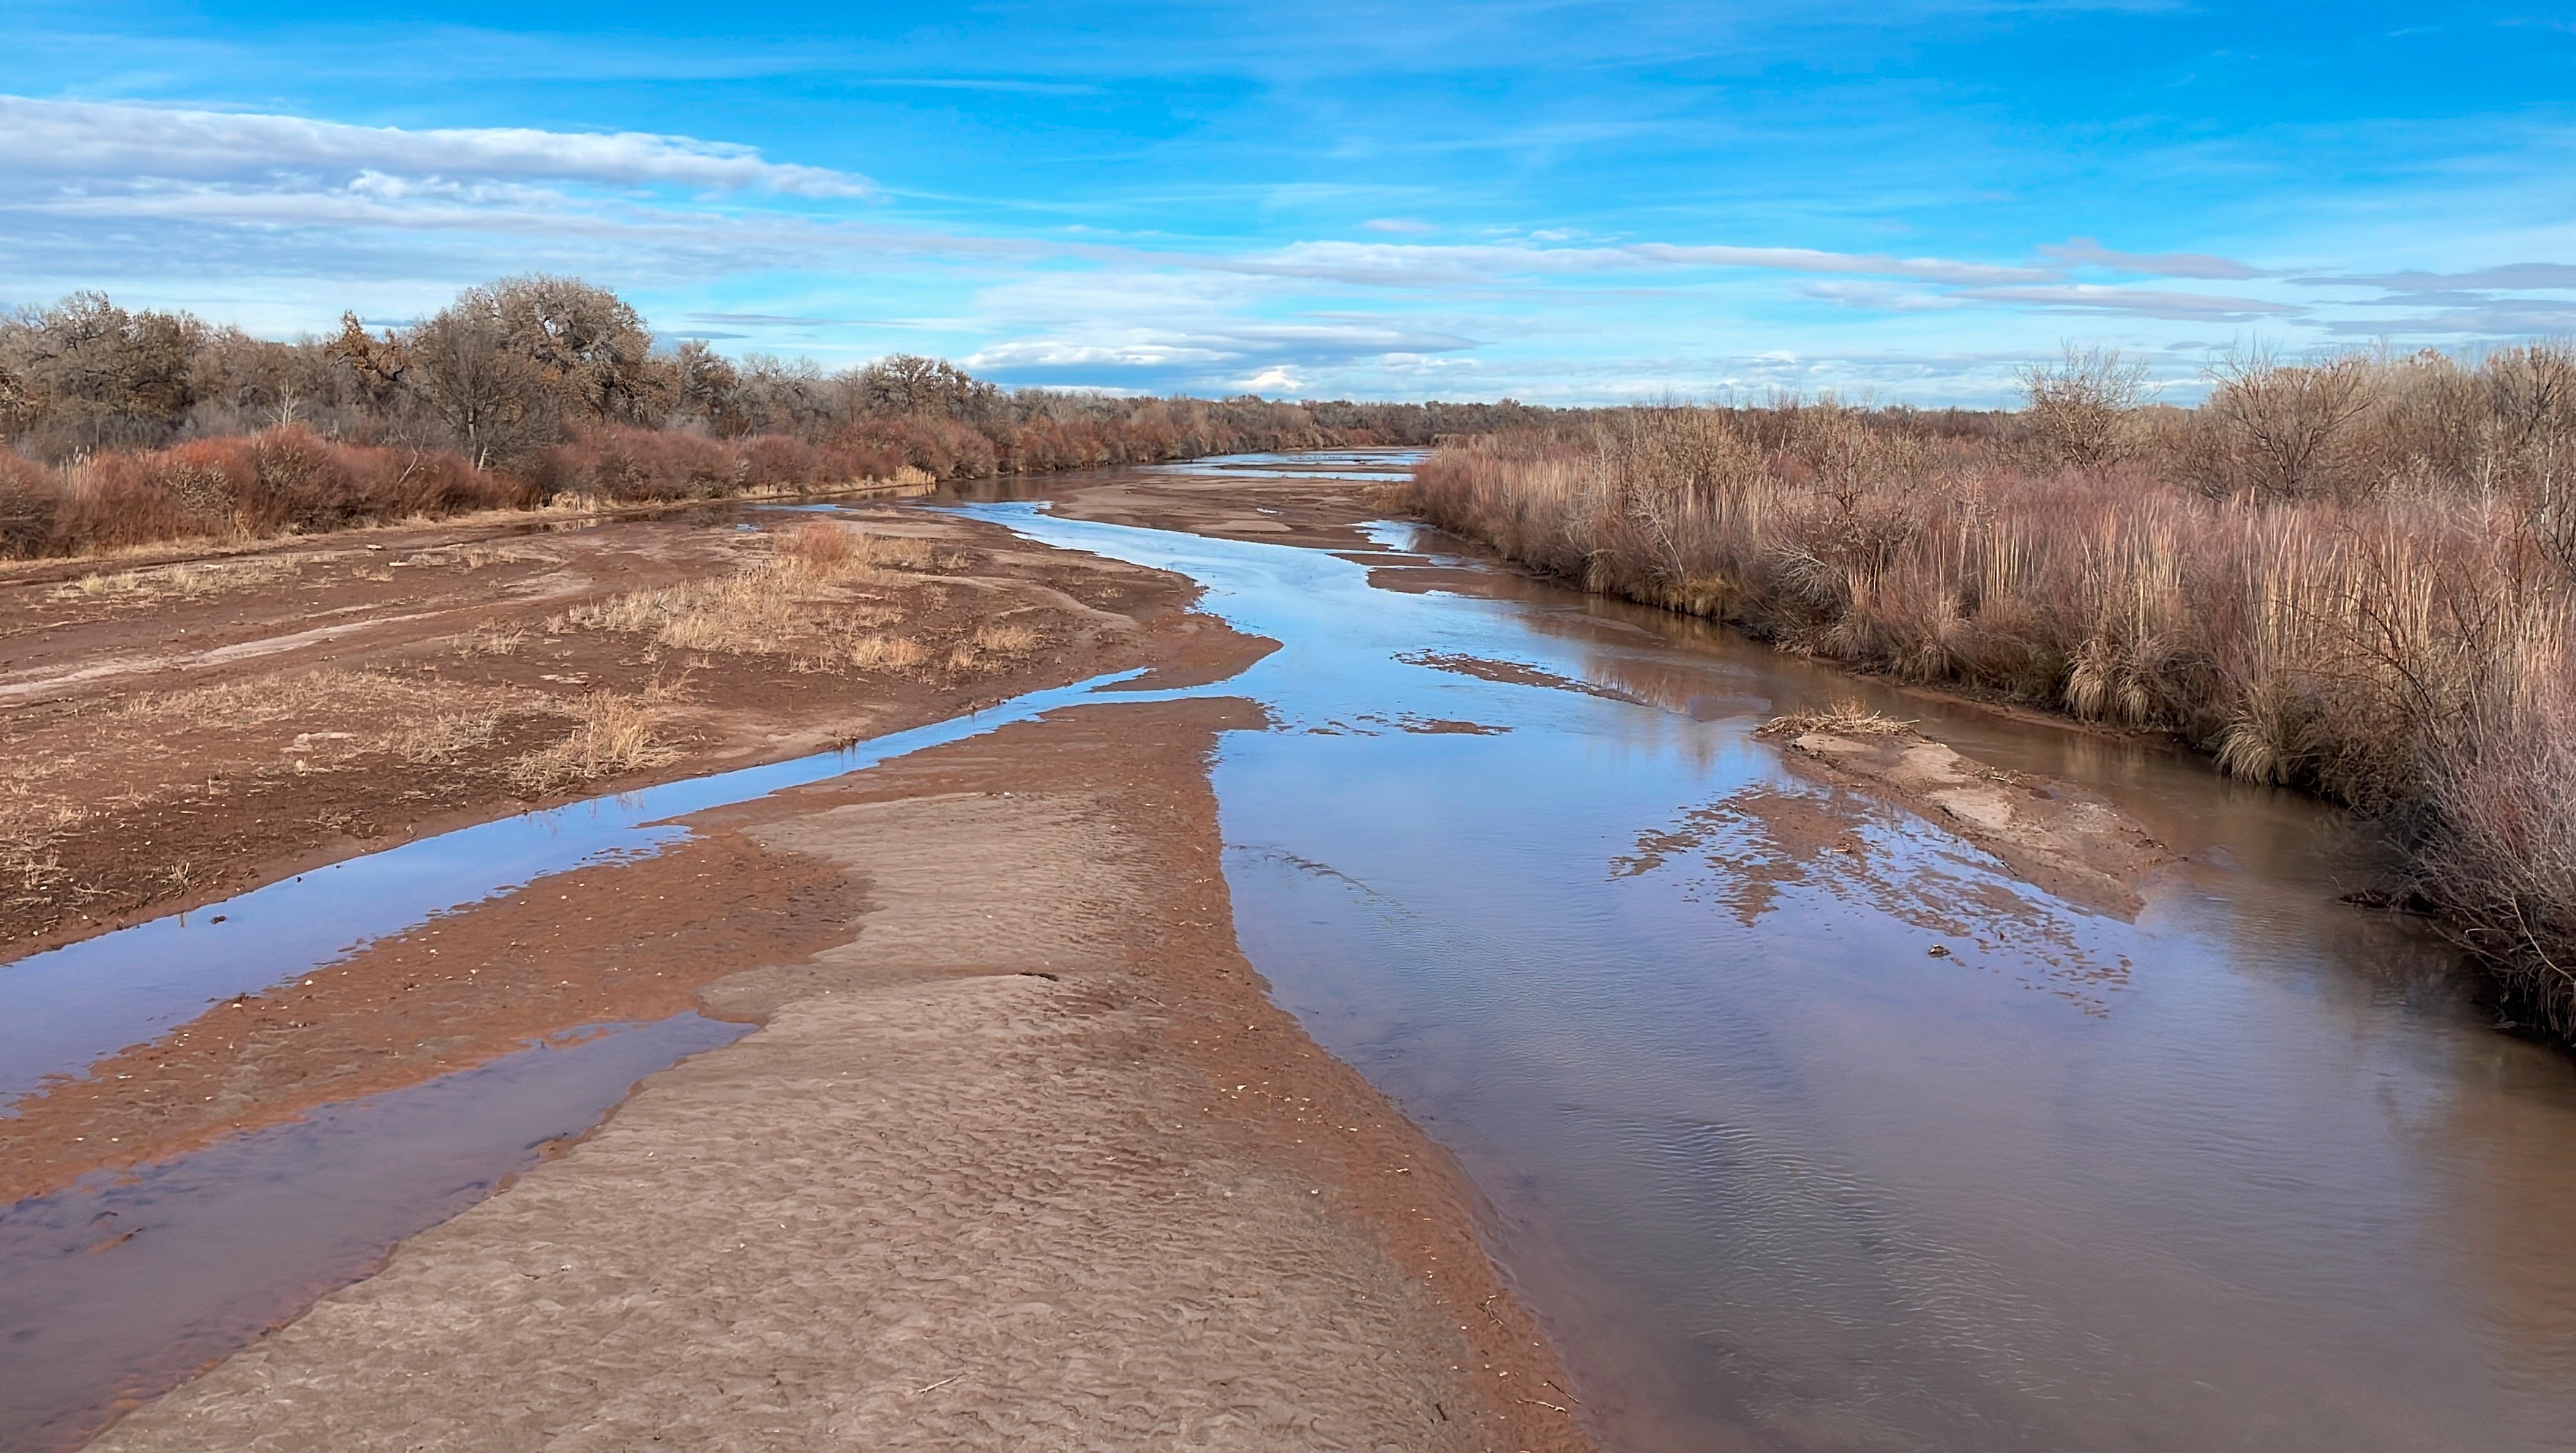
top-left (965, 473), bottom-right (2576, 1453)
top-left (8, 452), bottom-right (2575, 1450)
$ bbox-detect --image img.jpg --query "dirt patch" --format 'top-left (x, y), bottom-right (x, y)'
top-left (85, 693), bottom-right (1582, 1453)
top-left (1757, 710), bottom-right (2178, 917)
top-left (0, 503), bottom-right (1198, 955)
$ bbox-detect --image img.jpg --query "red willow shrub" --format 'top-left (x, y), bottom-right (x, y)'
top-left (0, 451), bottom-right (63, 556)
top-left (3, 428), bottom-right (528, 557)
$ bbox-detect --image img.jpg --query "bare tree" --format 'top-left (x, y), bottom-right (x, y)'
top-left (2018, 345), bottom-right (2151, 469)
top-left (2203, 345), bottom-right (2374, 501)
top-left (409, 307), bottom-right (551, 468)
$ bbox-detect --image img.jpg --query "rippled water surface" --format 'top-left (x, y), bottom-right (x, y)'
top-left (965, 490), bottom-right (2576, 1453)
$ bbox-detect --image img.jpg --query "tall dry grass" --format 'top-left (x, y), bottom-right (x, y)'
top-left (1410, 345), bottom-right (2576, 1039)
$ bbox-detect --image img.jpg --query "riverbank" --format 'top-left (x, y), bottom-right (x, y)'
top-left (4, 462), bottom-right (1581, 1452)
top-left (1408, 415), bottom-right (2576, 1045)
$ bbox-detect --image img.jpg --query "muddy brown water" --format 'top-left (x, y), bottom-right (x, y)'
top-left (7, 454), bottom-right (2576, 1450)
top-left (966, 494), bottom-right (2576, 1453)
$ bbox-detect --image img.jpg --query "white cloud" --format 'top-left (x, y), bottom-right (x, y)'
top-left (1238, 365), bottom-right (1305, 393)
top-left (0, 94), bottom-right (872, 197)
top-left (2037, 236), bottom-right (2268, 281)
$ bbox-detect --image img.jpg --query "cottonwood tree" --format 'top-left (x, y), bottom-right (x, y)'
top-left (475, 276), bottom-right (671, 424)
top-left (0, 293), bottom-right (208, 456)
top-left (856, 353), bottom-right (999, 420)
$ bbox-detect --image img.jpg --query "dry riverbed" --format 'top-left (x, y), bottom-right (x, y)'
top-left (3, 476), bottom-right (1581, 1452)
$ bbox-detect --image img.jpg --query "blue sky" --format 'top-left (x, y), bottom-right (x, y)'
top-left (2, 1), bottom-right (2571, 402)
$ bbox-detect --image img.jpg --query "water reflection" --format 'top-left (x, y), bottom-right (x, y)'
top-left (963, 500), bottom-right (2576, 1453)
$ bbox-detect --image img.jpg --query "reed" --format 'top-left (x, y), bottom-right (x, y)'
top-left (1409, 345), bottom-right (2576, 1039)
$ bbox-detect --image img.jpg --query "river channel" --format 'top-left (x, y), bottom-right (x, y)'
top-left (967, 479), bottom-right (2576, 1453)
top-left (7, 453), bottom-right (2575, 1450)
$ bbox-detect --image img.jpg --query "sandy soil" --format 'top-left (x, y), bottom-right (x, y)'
top-left (1038, 465), bottom-right (1401, 549)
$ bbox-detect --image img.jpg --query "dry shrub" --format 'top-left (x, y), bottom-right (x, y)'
top-left (0, 452), bottom-right (61, 556)
top-left (527, 427), bottom-right (934, 503)
top-left (1755, 703), bottom-right (1914, 739)
top-left (1412, 364), bottom-right (2576, 1030)
top-left (8, 427), bottom-right (527, 558)
top-left (509, 692), bottom-right (673, 792)
top-left (528, 426), bottom-right (746, 502)
top-left (843, 633), bottom-right (929, 673)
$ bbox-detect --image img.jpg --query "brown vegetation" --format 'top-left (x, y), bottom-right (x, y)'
top-left (0, 279), bottom-right (1535, 561)
top-left (1410, 344), bottom-right (2576, 1039)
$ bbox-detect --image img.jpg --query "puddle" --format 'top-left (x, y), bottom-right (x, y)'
top-left (0, 1013), bottom-right (744, 1452)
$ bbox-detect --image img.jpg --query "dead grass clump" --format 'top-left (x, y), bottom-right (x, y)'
top-left (1755, 703), bottom-right (1915, 740)
top-left (394, 710), bottom-right (508, 765)
top-left (780, 518), bottom-right (857, 573)
top-left (509, 692), bottom-right (673, 792)
top-left (859, 534), bottom-right (940, 571)
top-left (947, 619), bottom-right (1049, 674)
top-left (559, 525), bottom-right (938, 669)
top-left (56, 554), bottom-right (306, 604)
top-left (455, 623), bottom-right (528, 656)
top-left (844, 633), bottom-right (930, 673)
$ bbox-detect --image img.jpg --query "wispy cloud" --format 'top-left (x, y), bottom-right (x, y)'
top-left (0, 95), bottom-right (872, 197)
top-left (2037, 236), bottom-right (2268, 281)
top-left (1199, 239), bottom-right (2060, 290)
top-left (2322, 300), bottom-right (2576, 336)
top-left (1957, 285), bottom-right (2304, 320)
top-left (2295, 263), bottom-right (2576, 294)
top-left (1799, 281), bottom-right (1966, 311)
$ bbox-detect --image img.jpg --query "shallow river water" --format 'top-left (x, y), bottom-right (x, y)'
top-left (966, 489), bottom-right (2576, 1453)
top-left (7, 455), bottom-right (2576, 1450)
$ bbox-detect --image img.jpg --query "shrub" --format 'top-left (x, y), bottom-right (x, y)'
top-left (1411, 375), bottom-right (2576, 1035)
